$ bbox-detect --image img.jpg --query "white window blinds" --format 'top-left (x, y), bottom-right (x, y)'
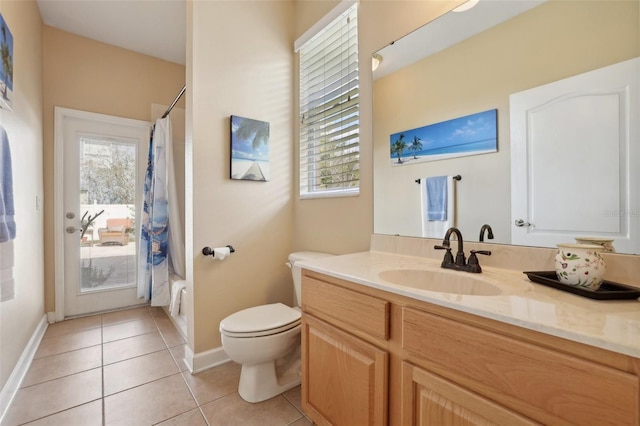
top-left (297, 3), bottom-right (359, 198)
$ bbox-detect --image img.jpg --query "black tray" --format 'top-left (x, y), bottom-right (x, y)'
top-left (523, 271), bottom-right (640, 300)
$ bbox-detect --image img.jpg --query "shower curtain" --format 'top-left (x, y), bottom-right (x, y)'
top-left (138, 117), bottom-right (185, 306)
top-left (0, 125), bottom-right (16, 302)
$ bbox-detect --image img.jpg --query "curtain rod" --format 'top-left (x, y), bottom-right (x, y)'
top-left (161, 85), bottom-right (186, 119)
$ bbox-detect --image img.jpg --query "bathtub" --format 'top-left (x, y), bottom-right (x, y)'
top-left (165, 273), bottom-right (187, 338)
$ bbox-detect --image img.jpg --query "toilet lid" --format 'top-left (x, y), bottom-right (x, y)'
top-left (220, 303), bottom-right (301, 336)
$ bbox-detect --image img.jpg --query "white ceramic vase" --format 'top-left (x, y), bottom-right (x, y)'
top-left (574, 237), bottom-right (615, 253)
top-left (555, 243), bottom-right (606, 290)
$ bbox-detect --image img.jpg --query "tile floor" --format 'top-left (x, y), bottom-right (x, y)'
top-left (3, 306), bottom-right (311, 426)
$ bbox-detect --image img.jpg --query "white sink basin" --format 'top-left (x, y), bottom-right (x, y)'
top-left (377, 268), bottom-right (529, 296)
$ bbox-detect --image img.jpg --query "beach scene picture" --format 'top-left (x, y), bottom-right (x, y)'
top-left (390, 109), bottom-right (497, 166)
top-left (0, 14), bottom-right (14, 111)
top-left (230, 115), bottom-right (270, 181)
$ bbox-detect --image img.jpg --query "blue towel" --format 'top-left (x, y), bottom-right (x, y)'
top-left (0, 126), bottom-right (16, 242)
top-left (426, 176), bottom-right (448, 221)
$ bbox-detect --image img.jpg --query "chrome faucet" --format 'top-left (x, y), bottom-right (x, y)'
top-left (435, 227), bottom-right (491, 273)
top-left (479, 224), bottom-right (494, 242)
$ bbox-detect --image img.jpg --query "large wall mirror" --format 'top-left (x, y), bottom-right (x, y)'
top-left (373, 0), bottom-right (639, 254)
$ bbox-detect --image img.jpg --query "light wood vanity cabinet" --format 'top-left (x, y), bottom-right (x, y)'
top-left (301, 270), bottom-right (640, 426)
top-left (301, 273), bottom-right (390, 426)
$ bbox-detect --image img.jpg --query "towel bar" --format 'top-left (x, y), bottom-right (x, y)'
top-left (415, 175), bottom-right (461, 184)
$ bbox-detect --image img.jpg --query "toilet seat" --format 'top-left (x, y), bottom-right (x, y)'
top-left (220, 303), bottom-right (301, 338)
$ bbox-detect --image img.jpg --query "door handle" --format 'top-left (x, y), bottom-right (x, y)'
top-left (66, 226), bottom-right (82, 234)
top-left (514, 219), bottom-right (531, 227)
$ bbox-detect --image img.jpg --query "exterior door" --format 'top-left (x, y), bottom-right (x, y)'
top-left (55, 107), bottom-right (150, 318)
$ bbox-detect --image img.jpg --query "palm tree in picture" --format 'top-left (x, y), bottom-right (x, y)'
top-left (408, 136), bottom-right (422, 159)
top-left (233, 116), bottom-right (269, 150)
top-left (391, 134), bottom-right (407, 164)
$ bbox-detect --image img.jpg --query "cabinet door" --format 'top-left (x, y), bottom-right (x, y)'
top-left (402, 362), bottom-right (539, 426)
top-left (302, 315), bottom-right (388, 426)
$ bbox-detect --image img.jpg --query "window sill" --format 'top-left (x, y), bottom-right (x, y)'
top-left (299, 188), bottom-right (360, 200)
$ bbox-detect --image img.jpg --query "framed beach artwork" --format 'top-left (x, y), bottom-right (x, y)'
top-left (390, 109), bottom-right (497, 166)
top-left (0, 14), bottom-right (14, 111)
top-left (230, 115), bottom-right (270, 181)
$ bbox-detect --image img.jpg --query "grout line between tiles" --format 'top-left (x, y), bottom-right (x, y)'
top-left (25, 343), bottom-right (103, 363)
top-left (102, 346), bottom-right (170, 367)
top-left (19, 366), bottom-right (103, 391)
top-left (198, 406), bottom-right (212, 426)
top-left (102, 371), bottom-right (185, 400)
top-left (285, 416), bottom-right (306, 426)
top-left (282, 390), bottom-right (307, 419)
top-left (17, 398), bottom-right (104, 426)
top-left (177, 370), bottom-right (201, 407)
top-left (101, 329), bottom-right (160, 347)
top-left (40, 324), bottom-right (103, 340)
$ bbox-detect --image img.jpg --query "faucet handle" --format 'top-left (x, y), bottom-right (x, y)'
top-left (466, 250), bottom-right (491, 273)
top-left (434, 245), bottom-right (454, 266)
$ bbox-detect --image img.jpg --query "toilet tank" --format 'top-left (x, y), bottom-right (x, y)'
top-left (287, 251), bottom-right (334, 307)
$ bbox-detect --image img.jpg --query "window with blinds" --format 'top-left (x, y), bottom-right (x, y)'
top-left (297, 3), bottom-right (359, 198)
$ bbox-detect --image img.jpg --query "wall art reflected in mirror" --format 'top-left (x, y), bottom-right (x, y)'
top-left (372, 0), bottom-right (639, 254)
top-left (389, 109), bottom-right (497, 166)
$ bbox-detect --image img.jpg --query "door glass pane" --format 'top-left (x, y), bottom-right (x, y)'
top-left (79, 135), bottom-right (137, 292)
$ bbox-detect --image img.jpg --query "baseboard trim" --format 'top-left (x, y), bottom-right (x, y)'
top-left (184, 345), bottom-right (230, 374)
top-left (0, 314), bottom-right (48, 423)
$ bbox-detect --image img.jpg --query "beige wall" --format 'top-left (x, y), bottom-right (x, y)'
top-left (183, 0), bottom-right (461, 357)
top-left (292, 0), bottom-right (460, 255)
top-left (188, 0), bottom-right (295, 352)
top-left (42, 26), bottom-right (186, 312)
top-left (0, 0), bottom-right (45, 390)
top-left (373, 1), bottom-right (640, 242)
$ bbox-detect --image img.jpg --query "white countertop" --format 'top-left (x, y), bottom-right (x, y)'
top-left (298, 251), bottom-right (640, 358)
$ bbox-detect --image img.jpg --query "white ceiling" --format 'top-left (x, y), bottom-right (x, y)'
top-left (36, 0), bottom-right (544, 75)
top-left (373, 0), bottom-right (546, 80)
top-left (36, 0), bottom-right (186, 66)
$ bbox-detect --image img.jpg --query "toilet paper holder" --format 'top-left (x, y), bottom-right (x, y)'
top-left (202, 245), bottom-right (235, 257)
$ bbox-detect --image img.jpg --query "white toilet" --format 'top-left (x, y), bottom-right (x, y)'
top-left (219, 251), bottom-right (333, 403)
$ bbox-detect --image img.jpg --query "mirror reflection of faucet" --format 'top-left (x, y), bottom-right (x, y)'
top-left (479, 224), bottom-right (494, 242)
top-left (435, 227), bottom-right (491, 273)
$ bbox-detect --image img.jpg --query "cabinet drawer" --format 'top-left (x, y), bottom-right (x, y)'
top-left (302, 274), bottom-right (389, 340)
top-left (402, 307), bottom-right (639, 426)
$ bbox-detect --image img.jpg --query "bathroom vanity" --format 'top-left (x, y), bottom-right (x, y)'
top-left (299, 250), bottom-right (640, 426)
